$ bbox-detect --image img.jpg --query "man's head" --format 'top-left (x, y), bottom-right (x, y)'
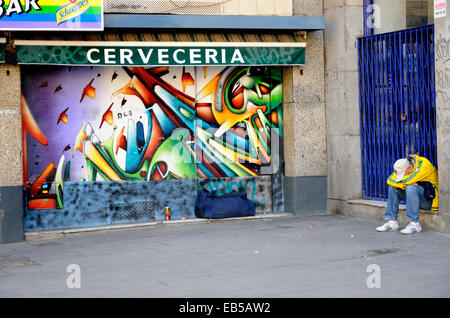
top-left (394, 158), bottom-right (414, 182)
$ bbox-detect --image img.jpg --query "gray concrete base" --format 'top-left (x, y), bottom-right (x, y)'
top-left (284, 176), bottom-right (327, 215)
top-left (0, 186), bottom-right (24, 243)
top-left (328, 199), bottom-right (441, 232)
top-left (24, 213), bottom-right (293, 241)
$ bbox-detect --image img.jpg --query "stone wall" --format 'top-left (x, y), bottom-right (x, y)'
top-left (0, 61), bottom-right (24, 243)
top-left (282, 0), bottom-right (327, 215)
top-left (434, 11), bottom-right (450, 233)
top-left (324, 1), bottom-right (364, 214)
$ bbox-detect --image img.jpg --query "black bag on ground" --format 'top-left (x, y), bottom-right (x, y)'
top-left (195, 188), bottom-right (256, 219)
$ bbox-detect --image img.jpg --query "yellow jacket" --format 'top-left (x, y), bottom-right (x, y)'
top-left (386, 155), bottom-right (439, 211)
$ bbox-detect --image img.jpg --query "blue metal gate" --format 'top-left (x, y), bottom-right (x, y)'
top-left (357, 25), bottom-right (437, 200)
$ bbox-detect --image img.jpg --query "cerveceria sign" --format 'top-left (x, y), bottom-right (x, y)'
top-left (86, 47), bottom-right (248, 65)
top-left (15, 41), bottom-right (306, 66)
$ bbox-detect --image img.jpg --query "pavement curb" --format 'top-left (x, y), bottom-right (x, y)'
top-left (24, 213), bottom-right (294, 241)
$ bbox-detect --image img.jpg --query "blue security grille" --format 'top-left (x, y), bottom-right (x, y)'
top-left (358, 25), bottom-right (437, 200)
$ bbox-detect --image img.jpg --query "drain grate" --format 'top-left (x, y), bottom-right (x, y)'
top-left (0, 257), bottom-right (40, 270)
top-left (110, 201), bottom-right (156, 222)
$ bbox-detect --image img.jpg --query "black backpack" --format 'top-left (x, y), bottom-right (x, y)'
top-left (417, 181), bottom-right (436, 201)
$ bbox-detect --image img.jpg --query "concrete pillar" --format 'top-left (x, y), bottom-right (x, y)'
top-left (434, 11), bottom-right (450, 234)
top-left (324, 1), bottom-right (364, 212)
top-left (0, 58), bottom-right (24, 243)
top-left (283, 0), bottom-right (327, 215)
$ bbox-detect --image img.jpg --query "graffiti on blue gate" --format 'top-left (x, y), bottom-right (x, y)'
top-left (200, 178), bottom-right (267, 206)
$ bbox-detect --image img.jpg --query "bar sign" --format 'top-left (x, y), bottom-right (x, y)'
top-left (435, 0), bottom-right (447, 19)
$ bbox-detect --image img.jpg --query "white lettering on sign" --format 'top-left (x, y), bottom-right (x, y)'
top-left (231, 49), bottom-right (245, 64)
top-left (189, 48), bottom-right (202, 64)
top-left (104, 48), bottom-right (116, 64)
top-left (0, 0), bottom-right (42, 18)
top-left (120, 49), bottom-right (134, 65)
top-left (173, 49), bottom-right (186, 64)
top-left (221, 49), bottom-right (226, 63)
top-left (435, 0), bottom-right (447, 19)
top-left (205, 49), bottom-right (218, 64)
top-left (6, 0), bottom-right (23, 16)
top-left (84, 48), bottom-right (246, 65)
top-left (158, 48), bottom-right (169, 64)
top-left (138, 48), bottom-right (154, 64)
top-left (87, 48), bottom-right (100, 64)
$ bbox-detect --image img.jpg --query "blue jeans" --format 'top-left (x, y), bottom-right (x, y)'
top-left (385, 185), bottom-right (432, 222)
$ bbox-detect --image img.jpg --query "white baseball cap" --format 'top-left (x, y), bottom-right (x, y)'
top-left (394, 158), bottom-right (411, 182)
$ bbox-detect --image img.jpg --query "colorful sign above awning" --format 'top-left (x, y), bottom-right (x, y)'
top-left (0, 0), bottom-right (103, 31)
top-left (15, 40), bottom-right (306, 66)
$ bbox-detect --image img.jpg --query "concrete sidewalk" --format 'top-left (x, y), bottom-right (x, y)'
top-left (0, 213), bottom-right (449, 298)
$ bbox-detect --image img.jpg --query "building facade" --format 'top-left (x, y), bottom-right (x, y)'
top-left (0, 0), bottom-right (327, 242)
top-left (1, 0), bottom-right (449, 244)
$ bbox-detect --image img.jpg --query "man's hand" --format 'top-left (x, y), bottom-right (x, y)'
top-left (403, 183), bottom-right (418, 189)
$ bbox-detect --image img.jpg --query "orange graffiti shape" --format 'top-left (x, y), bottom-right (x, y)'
top-left (80, 79), bottom-right (96, 102)
top-left (30, 162), bottom-right (55, 196)
top-left (99, 103), bottom-right (114, 129)
top-left (115, 126), bottom-right (127, 155)
top-left (57, 107), bottom-right (69, 125)
top-left (181, 67), bottom-right (194, 92)
top-left (21, 92), bottom-right (48, 187)
top-left (73, 122), bottom-right (88, 157)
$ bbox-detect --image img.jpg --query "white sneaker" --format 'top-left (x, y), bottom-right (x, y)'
top-left (400, 222), bottom-right (422, 234)
top-left (376, 220), bottom-right (399, 232)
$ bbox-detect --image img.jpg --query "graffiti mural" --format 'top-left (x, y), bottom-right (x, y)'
top-left (21, 65), bottom-right (283, 210)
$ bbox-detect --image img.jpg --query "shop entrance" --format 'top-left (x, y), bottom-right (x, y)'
top-left (21, 65), bottom-right (284, 231)
top-left (358, 25), bottom-right (437, 200)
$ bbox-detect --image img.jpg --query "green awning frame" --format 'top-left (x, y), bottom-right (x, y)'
top-left (14, 32), bottom-right (307, 66)
top-left (0, 38), bottom-right (6, 63)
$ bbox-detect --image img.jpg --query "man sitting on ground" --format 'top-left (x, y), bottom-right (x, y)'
top-left (376, 154), bottom-right (438, 234)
